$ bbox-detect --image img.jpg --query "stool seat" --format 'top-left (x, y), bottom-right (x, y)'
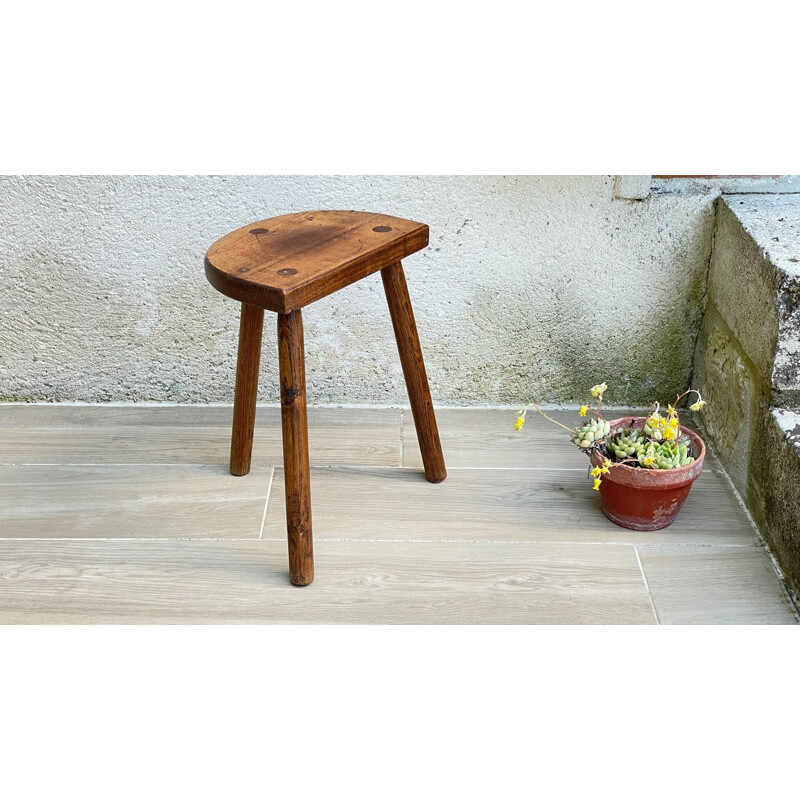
top-left (205, 210), bottom-right (429, 313)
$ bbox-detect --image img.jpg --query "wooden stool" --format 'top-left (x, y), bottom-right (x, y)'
top-left (205, 210), bottom-right (447, 586)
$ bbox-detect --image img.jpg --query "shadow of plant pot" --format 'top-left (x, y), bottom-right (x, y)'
top-left (590, 416), bottom-right (706, 531)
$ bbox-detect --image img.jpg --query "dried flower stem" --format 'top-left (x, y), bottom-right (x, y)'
top-left (517, 403), bottom-right (575, 434)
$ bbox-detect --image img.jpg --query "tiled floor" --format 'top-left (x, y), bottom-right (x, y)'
top-left (0, 405), bottom-right (795, 624)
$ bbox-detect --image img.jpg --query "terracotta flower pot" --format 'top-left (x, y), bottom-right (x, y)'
top-left (590, 416), bottom-right (706, 531)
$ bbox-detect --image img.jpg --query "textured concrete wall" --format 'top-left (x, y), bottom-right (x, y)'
top-left (750, 407), bottom-right (800, 598)
top-left (694, 195), bottom-right (800, 595)
top-left (0, 175), bottom-right (715, 406)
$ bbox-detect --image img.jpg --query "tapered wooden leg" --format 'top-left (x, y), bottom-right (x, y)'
top-left (278, 309), bottom-right (314, 586)
top-left (230, 303), bottom-right (264, 476)
top-left (381, 261), bottom-right (447, 483)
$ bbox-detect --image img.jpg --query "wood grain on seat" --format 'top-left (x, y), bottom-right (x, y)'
top-left (205, 210), bottom-right (429, 313)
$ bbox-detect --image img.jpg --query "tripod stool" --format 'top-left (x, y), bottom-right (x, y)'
top-left (205, 210), bottom-right (446, 585)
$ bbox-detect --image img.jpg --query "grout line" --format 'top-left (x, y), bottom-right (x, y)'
top-left (0, 401), bottom-right (658, 412)
top-left (268, 465), bottom-right (726, 475)
top-left (0, 462), bottom-right (732, 476)
top-left (259, 468), bottom-right (274, 540)
top-left (399, 409), bottom-right (404, 467)
top-left (0, 463), bottom-right (594, 471)
top-left (0, 538), bottom-right (761, 546)
top-left (0, 462), bottom-right (727, 474)
top-left (0, 401), bottom-right (633, 410)
top-left (0, 462), bottom-right (266, 468)
top-left (388, 465), bottom-right (591, 472)
top-left (0, 537), bottom-right (265, 542)
top-left (269, 465), bottom-right (589, 473)
top-left (265, 539), bottom-right (757, 547)
top-left (634, 545), bottom-right (661, 624)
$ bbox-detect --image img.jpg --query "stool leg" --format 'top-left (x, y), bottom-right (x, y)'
top-left (230, 303), bottom-right (264, 476)
top-left (278, 309), bottom-right (314, 586)
top-left (381, 261), bottom-right (447, 483)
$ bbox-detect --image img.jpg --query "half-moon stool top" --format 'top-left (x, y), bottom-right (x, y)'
top-left (205, 210), bottom-right (429, 313)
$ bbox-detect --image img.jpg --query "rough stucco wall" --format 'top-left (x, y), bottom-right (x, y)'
top-left (0, 175), bottom-right (714, 406)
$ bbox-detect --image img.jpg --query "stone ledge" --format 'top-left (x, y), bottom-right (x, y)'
top-left (774, 407), bottom-right (800, 455)
top-left (720, 195), bottom-right (800, 407)
top-left (694, 196), bottom-right (800, 596)
top-left (748, 408), bottom-right (800, 599)
top-left (652, 175), bottom-right (800, 196)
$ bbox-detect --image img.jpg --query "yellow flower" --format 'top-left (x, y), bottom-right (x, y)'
top-left (647, 416), bottom-right (660, 428)
top-left (669, 418), bottom-right (679, 429)
top-left (515, 417), bottom-right (525, 431)
top-left (590, 382), bottom-right (608, 398)
top-left (640, 455), bottom-right (655, 467)
top-left (591, 466), bottom-right (601, 477)
top-left (579, 405), bottom-right (588, 417)
top-left (690, 400), bottom-right (706, 411)
top-left (658, 418), bottom-right (666, 428)
top-left (592, 478), bottom-right (602, 491)
top-left (667, 404), bottom-right (676, 415)
top-left (600, 460), bottom-right (611, 474)
top-left (662, 427), bottom-right (675, 440)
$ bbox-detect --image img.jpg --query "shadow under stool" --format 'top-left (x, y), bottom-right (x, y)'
top-left (205, 210), bottom-right (447, 586)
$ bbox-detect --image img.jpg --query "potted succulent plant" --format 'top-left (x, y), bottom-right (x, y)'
top-left (515, 383), bottom-right (708, 531)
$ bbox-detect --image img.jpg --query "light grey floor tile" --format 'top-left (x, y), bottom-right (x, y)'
top-left (637, 546), bottom-right (796, 624)
top-left (0, 539), bottom-right (655, 624)
top-left (0, 465), bottom-right (271, 539)
top-left (263, 466), bottom-right (757, 545)
top-left (0, 405), bottom-right (401, 467)
top-left (0, 404), bottom-right (239, 428)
